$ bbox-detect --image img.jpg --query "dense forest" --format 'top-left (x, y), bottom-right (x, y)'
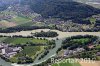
top-left (29, 0), bottom-right (100, 20)
top-left (0, 4), bottom-right (7, 11)
top-left (1, 0), bottom-right (100, 20)
top-left (34, 31), bottom-right (58, 37)
top-left (0, 0), bottom-right (19, 11)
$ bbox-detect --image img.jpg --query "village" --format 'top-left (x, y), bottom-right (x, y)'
top-left (0, 3), bottom-right (100, 32)
top-left (0, 43), bottom-right (22, 59)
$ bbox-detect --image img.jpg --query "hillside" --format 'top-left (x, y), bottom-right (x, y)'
top-left (0, 0), bottom-right (100, 32)
top-left (0, 0), bottom-right (19, 11)
top-left (1, 0), bottom-right (100, 20)
top-left (74, 0), bottom-right (100, 8)
top-left (29, 0), bottom-right (100, 20)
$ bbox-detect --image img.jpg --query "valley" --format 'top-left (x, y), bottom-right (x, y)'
top-left (0, 0), bottom-right (100, 66)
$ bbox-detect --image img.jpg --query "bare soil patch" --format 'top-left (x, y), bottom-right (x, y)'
top-left (0, 20), bottom-right (17, 28)
top-left (79, 61), bottom-right (100, 66)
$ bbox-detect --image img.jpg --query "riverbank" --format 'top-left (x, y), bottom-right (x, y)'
top-left (0, 29), bottom-right (100, 40)
top-left (0, 29), bottom-right (100, 66)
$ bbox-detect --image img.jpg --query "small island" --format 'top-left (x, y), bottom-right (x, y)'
top-left (33, 31), bottom-right (58, 37)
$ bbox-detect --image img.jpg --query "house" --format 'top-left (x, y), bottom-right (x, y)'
top-left (88, 44), bottom-right (94, 49)
top-left (96, 52), bottom-right (100, 56)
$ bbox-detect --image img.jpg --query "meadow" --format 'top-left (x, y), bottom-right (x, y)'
top-left (10, 46), bottom-right (44, 63)
top-left (3, 37), bottom-right (48, 45)
top-left (8, 16), bottom-right (31, 25)
top-left (72, 38), bottom-right (91, 44)
top-left (0, 37), bottom-right (7, 42)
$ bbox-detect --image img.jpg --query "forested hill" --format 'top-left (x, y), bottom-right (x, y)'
top-left (0, 0), bottom-right (100, 20)
top-left (29, 0), bottom-right (100, 20)
top-left (0, 0), bottom-right (19, 11)
top-left (0, 3), bottom-right (7, 11)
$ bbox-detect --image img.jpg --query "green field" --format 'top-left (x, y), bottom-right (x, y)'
top-left (10, 46), bottom-right (44, 63)
top-left (3, 37), bottom-right (48, 45)
top-left (0, 37), bottom-right (7, 42)
top-left (96, 45), bottom-right (100, 49)
top-left (9, 16), bottom-right (31, 25)
top-left (97, 56), bottom-right (100, 60)
top-left (0, 11), bottom-right (37, 28)
top-left (72, 38), bottom-right (90, 44)
top-left (89, 17), bottom-right (96, 24)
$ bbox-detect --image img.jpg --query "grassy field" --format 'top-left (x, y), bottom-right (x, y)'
top-left (95, 44), bottom-right (100, 48)
top-left (9, 16), bottom-right (31, 25)
top-left (10, 46), bottom-right (44, 63)
top-left (0, 11), bottom-right (36, 28)
top-left (89, 17), bottom-right (96, 24)
top-left (0, 37), bottom-right (7, 42)
top-left (18, 21), bottom-right (34, 26)
top-left (3, 37), bottom-right (48, 45)
top-left (0, 20), bottom-right (17, 28)
top-left (72, 38), bottom-right (90, 44)
top-left (97, 56), bottom-right (100, 60)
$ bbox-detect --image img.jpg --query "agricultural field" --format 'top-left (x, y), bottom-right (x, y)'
top-left (62, 37), bottom-right (93, 48)
top-left (0, 10), bottom-right (35, 28)
top-left (97, 56), bottom-right (100, 60)
top-left (0, 20), bottom-right (17, 28)
top-left (71, 38), bottom-right (91, 44)
top-left (32, 22), bottom-right (46, 27)
top-left (2, 37), bottom-right (48, 45)
top-left (8, 16), bottom-right (31, 25)
top-left (95, 45), bottom-right (100, 49)
top-left (10, 46), bottom-right (44, 63)
top-left (0, 37), bottom-right (7, 42)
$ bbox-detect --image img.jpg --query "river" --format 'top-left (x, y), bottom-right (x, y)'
top-left (0, 29), bottom-right (100, 66)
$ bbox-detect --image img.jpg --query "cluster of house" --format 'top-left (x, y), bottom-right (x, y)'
top-left (0, 13), bottom-right (13, 21)
top-left (0, 43), bottom-right (22, 59)
top-left (32, 15), bottom-right (44, 22)
top-left (64, 48), bottom-right (85, 57)
top-left (92, 14), bottom-right (100, 21)
top-left (8, 4), bottom-right (35, 17)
